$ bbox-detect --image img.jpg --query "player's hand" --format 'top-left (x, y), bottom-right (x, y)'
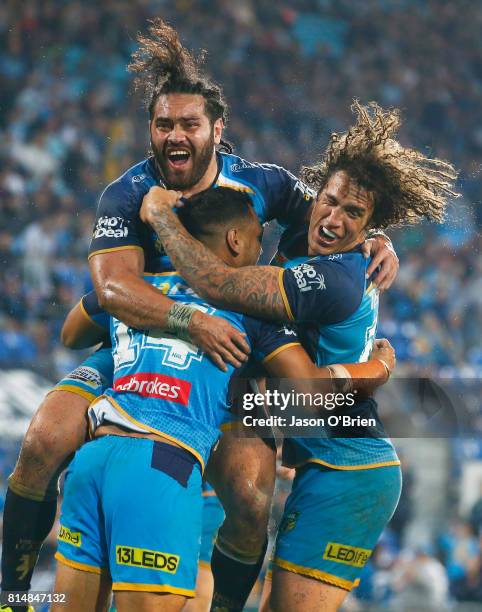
top-left (362, 234), bottom-right (399, 292)
top-left (189, 310), bottom-right (251, 372)
top-left (370, 338), bottom-right (396, 375)
top-left (140, 186), bottom-right (183, 226)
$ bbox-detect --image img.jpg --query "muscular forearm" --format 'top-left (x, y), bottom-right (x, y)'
top-left (265, 345), bottom-right (390, 398)
top-left (88, 245), bottom-right (252, 370)
top-left (148, 206), bottom-right (288, 321)
top-left (89, 247), bottom-right (178, 330)
top-left (94, 271), bottom-right (175, 330)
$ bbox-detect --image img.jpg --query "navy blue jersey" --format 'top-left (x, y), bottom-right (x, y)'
top-left (81, 291), bottom-right (110, 332)
top-left (279, 246), bottom-right (399, 469)
top-left (84, 273), bottom-right (300, 469)
top-left (88, 152), bottom-right (314, 272)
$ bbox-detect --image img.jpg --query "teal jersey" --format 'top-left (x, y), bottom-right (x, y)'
top-left (85, 272), bottom-right (300, 470)
top-left (279, 246), bottom-right (399, 469)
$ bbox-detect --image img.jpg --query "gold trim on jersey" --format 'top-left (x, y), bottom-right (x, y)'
top-left (48, 385), bottom-right (97, 403)
top-left (79, 299), bottom-right (107, 330)
top-left (216, 175), bottom-right (255, 194)
top-left (262, 342), bottom-right (301, 364)
top-left (88, 245), bottom-right (143, 259)
top-left (55, 552), bottom-right (107, 575)
top-left (202, 489), bottom-right (218, 498)
top-left (94, 395), bottom-right (205, 472)
top-left (273, 556), bottom-right (360, 591)
top-left (284, 457), bottom-right (401, 471)
top-left (278, 269), bottom-right (295, 321)
top-left (112, 582), bottom-right (195, 596)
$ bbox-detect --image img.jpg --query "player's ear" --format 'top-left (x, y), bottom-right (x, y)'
top-left (226, 228), bottom-right (241, 255)
top-left (213, 118), bottom-right (223, 145)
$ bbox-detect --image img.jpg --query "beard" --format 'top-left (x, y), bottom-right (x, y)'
top-left (152, 129), bottom-right (215, 191)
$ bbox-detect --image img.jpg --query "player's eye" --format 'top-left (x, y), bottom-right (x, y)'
top-left (348, 210), bottom-right (362, 219)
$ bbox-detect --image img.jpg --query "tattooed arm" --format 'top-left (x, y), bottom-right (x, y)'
top-left (140, 186), bottom-right (291, 322)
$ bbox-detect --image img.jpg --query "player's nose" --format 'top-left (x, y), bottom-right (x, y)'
top-left (325, 207), bottom-right (342, 228)
top-left (167, 124), bottom-right (187, 142)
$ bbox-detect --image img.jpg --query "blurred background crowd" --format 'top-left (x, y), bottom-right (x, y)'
top-left (0, 0), bottom-right (481, 609)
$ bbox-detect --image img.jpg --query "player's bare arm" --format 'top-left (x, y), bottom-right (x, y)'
top-left (89, 247), bottom-right (250, 370)
top-left (90, 247), bottom-right (174, 329)
top-left (264, 338), bottom-right (395, 398)
top-left (61, 301), bottom-right (108, 349)
top-left (140, 187), bottom-right (290, 321)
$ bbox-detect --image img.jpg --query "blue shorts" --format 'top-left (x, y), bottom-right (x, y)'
top-left (56, 436), bottom-right (203, 596)
top-left (199, 490), bottom-right (225, 567)
top-left (273, 463), bottom-right (402, 591)
top-left (53, 347), bottom-right (114, 403)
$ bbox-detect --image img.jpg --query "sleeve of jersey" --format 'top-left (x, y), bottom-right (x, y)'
top-left (80, 291), bottom-right (110, 332)
top-left (265, 166), bottom-right (315, 227)
top-left (245, 317), bottom-right (301, 365)
top-left (280, 259), bottom-right (364, 324)
top-left (88, 180), bottom-right (144, 258)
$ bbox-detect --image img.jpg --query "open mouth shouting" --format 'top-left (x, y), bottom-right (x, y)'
top-left (318, 225), bottom-right (339, 245)
top-left (166, 148), bottom-right (192, 170)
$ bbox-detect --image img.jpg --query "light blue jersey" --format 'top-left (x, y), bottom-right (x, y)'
top-left (86, 272), bottom-right (301, 470)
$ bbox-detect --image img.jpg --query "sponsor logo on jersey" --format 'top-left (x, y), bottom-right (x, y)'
top-left (143, 333), bottom-right (205, 370)
top-left (116, 545), bottom-right (179, 573)
top-left (328, 253), bottom-right (343, 261)
top-left (58, 525), bottom-right (82, 547)
top-left (229, 160), bottom-right (259, 172)
top-left (279, 511), bottom-right (299, 534)
top-left (114, 372), bottom-right (191, 404)
top-left (278, 325), bottom-right (297, 336)
top-left (132, 173), bottom-right (147, 183)
top-left (293, 179), bottom-right (316, 201)
top-left (322, 542), bottom-right (372, 568)
top-left (65, 366), bottom-right (103, 388)
top-left (93, 216), bottom-right (129, 239)
top-left (292, 263), bottom-right (326, 292)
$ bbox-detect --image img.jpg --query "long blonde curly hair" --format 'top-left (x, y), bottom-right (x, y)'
top-left (301, 101), bottom-right (459, 228)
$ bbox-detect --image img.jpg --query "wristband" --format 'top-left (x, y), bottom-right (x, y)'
top-left (366, 229), bottom-right (391, 244)
top-left (374, 358), bottom-right (391, 380)
top-left (166, 303), bottom-right (195, 343)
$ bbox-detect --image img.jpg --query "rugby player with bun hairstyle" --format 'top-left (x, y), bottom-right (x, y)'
top-left (140, 100), bottom-right (459, 611)
top-left (0, 19), bottom-right (398, 612)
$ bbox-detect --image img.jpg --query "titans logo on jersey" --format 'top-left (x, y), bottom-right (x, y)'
top-left (84, 272), bottom-right (301, 470)
top-left (88, 152), bottom-right (315, 272)
top-left (279, 246), bottom-right (399, 470)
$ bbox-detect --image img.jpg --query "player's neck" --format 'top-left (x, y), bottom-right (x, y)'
top-left (182, 152), bottom-right (219, 199)
top-left (201, 239), bottom-right (233, 267)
